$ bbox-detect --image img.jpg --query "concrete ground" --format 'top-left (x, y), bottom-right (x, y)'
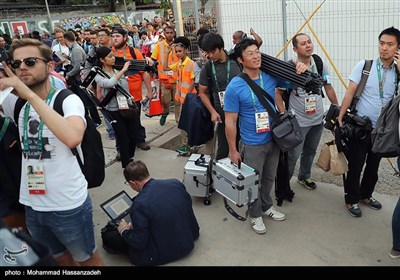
top-left (90, 111), bottom-right (400, 266)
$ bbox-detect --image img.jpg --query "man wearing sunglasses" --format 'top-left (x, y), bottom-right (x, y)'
top-left (0, 38), bottom-right (104, 266)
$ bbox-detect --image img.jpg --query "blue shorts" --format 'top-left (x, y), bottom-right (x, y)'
top-left (25, 195), bottom-right (97, 262)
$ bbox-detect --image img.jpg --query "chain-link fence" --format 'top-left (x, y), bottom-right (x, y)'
top-left (177, 0), bottom-right (400, 104)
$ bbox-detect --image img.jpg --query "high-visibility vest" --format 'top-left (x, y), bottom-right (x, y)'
top-left (155, 41), bottom-right (178, 84)
top-left (175, 58), bottom-right (196, 104)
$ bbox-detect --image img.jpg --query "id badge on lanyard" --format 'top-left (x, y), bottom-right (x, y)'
top-left (218, 91), bottom-right (225, 108)
top-left (117, 96), bottom-right (129, 110)
top-left (27, 164), bottom-right (46, 195)
top-left (305, 96), bottom-right (317, 115)
top-left (255, 112), bottom-right (270, 133)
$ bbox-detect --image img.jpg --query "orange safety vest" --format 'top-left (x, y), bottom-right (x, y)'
top-left (175, 58), bottom-right (196, 104)
top-left (154, 41), bottom-right (178, 84)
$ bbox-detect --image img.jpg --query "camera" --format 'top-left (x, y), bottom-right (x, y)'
top-left (323, 104), bottom-right (340, 131)
top-left (340, 113), bottom-right (372, 141)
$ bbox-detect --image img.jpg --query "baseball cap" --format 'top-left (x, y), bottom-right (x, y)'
top-left (111, 27), bottom-right (127, 36)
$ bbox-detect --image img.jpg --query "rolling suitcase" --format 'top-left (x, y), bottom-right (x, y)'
top-left (182, 123), bottom-right (218, 205)
top-left (183, 154), bottom-right (212, 205)
top-left (212, 158), bottom-right (259, 208)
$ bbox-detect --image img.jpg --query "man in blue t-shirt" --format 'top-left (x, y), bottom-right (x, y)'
top-left (224, 38), bottom-right (307, 234)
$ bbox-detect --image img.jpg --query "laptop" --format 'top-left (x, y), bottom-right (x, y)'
top-left (100, 190), bottom-right (133, 225)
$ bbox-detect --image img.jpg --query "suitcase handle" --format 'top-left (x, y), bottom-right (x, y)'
top-left (231, 160), bottom-right (241, 169)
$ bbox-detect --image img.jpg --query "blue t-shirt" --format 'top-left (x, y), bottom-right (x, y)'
top-left (349, 59), bottom-right (398, 128)
top-left (224, 71), bottom-right (281, 145)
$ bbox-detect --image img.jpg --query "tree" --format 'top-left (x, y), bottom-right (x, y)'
top-left (200, 0), bottom-right (208, 15)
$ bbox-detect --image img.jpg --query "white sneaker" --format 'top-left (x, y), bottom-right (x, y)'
top-left (263, 206), bottom-right (286, 221)
top-left (250, 217), bottom-right (267, 234)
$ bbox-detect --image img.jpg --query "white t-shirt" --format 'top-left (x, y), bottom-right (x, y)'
top-left (2, 91), bottom-right (87, 211)
top-left (52, 43), bottom-right (71, 67)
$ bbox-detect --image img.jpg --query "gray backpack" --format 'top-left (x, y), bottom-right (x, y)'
top-left (371, 93), bottom-right (400, 157)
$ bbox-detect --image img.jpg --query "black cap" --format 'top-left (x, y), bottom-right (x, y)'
top-left (111, 27), bottom-right (127, 36)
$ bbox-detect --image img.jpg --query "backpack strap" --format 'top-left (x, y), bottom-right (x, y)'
top-left (128, 46), bottom-right (137, 60)
top-left (312, 54), bottom-right (323, 77)
top-left (14, 98), bottom-right (28, 126)
top-left (52, 89), bottom-right (84, 169)
top-left (349, 59), bottom-right (373, 112)
top-left (395, 64), bottom-right (400, 97)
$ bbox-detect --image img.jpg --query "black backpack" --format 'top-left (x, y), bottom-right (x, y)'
top-left (14, 89), bottom-right (105, 189)
top-left (0, 116), bottom-right (23, 212)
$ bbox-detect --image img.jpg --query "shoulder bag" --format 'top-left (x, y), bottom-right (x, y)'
top-left (239, 73), bottom-right (303, 152)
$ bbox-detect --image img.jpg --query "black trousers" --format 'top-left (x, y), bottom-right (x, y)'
top-left (343, 135), bottom-right (382, 204)
top-left (108, 110), bottom-right (138, 168)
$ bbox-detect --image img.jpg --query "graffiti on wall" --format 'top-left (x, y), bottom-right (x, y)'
top-left (0, 10), bottom-right (159, 36)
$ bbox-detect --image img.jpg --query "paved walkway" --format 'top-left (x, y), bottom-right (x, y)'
top-left (91, 112), bottom-right (399, 266)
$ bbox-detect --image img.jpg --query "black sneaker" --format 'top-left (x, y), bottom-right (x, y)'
top-left (389, 249), bottom-right (400, 259)
top-left (346, 203), bottom-right (362, 217)
top-left (359, 197), bottom-right (382, 210)
top-left (137, 142), bottom-right (150, 151)
top-left (297, 178), bottom-right (317, 190)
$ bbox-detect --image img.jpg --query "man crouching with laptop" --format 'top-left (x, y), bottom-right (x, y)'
top-left (117, 160), bottom-right (199, 266)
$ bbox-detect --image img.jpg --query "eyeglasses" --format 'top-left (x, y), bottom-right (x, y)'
top-left (10, 57), bottom-right (48, 69)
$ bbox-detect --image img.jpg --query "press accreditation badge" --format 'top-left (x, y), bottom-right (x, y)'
top-left (218, 91), bottom-right (225, 108)
top-left (305, 96), bottom-right (317, 115)
top-left (255, 112), bottom-right (270, 133)
top-left (117, 96), bottom-right (129, 110)
top-left (165, 70), bottom-right (174, 76)
top-left (27, 164), bottom-right (46, 195)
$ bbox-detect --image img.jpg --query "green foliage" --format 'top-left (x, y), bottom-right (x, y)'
top-left (159, 0), bottom-right (171, 10)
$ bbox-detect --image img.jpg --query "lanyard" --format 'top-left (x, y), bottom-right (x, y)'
top-left (248, 73), bottom-right (264, 111)
top-left (22, 86), bottom-right (57, 157)
top-left (211, 59), bottom-right (231, 92)
top-left (0, 117), bottom-right (10, 141)
top-left (376, 59), bottom-right (398, 103)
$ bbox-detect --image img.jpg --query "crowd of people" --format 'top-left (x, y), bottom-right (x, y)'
top-left (0, 14), bottom-right (400, 266)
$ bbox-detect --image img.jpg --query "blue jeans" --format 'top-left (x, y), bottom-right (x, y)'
top-left (288, 123), bottom-right (323, 180)
top-left (392, 197), bottom-right (400, 251)
top-left (241, 141), bottom-right (280, 218)
top-left (25, 195), bottom-right (97, 262)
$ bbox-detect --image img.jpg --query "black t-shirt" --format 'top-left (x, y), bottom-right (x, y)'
top-left (199, 55), bottom-right (242, 112)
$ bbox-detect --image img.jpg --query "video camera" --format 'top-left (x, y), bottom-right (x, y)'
top-left (114, 57), bottom-right (158, 74)
top-left (340, 113), bottom-right (372, 141)
top-left (323, 103), bottom-right (372, 140)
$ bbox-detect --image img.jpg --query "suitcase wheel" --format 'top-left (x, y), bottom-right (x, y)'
top-left (203, 198), bottom-right (211, 206)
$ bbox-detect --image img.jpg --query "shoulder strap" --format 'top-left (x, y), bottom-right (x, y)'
top-left (395, 65), bottom-right (400, 97)
top-left (128, 46), bottom-right (137, 60)
top-left (14, 98), bottom-right (27, 126)
top-left (350, 59), bottom-right (373, 112)
top-left (312, 54), bottom-right (323, 76)
top-left (238, 72), bottom-right (278, 121)
top-left (52, 89), bottom-right (84, 170)
top-left (0, 117), bottom-right (10, 141)
top-left (53, 89), bottom-right (73, 116)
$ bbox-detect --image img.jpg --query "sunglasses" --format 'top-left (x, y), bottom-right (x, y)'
top-left (10, 57), bottom-right (48, 69)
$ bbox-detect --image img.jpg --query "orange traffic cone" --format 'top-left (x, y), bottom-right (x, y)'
top-left (145, 79), bottom-right (164, 117)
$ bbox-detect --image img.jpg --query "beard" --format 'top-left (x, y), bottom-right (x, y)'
top-left (113, 40), bottom-right (127, 50)
top-left (19, 70), bottom-right (49, 90)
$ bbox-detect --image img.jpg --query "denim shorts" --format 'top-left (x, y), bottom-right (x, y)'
top-left (25, 195), bottom-right (97, 262)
